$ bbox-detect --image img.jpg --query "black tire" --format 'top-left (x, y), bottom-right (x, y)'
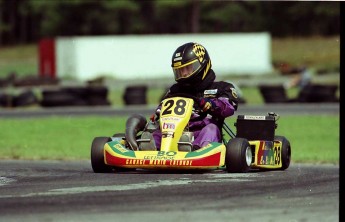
top-left (275, 136), bottom-right (291, 170)
top-left (225, 138), bottom-right (252, 173)
top-left (259, 85), bottom-right (288, 103)
top-left (62, 86), bottom-right (88, 98)
top-left (13, 90), bottom-right (38, 107)
top-left (41, 89), bottom-right (77, 107)
top-left (41, 87), bottom-right (91, 107)
top-left (88, 96), bottom-right (110, 106)
top-left (91, 137), bottom-right (113, 173)
top-left (0, 93), bottom-right (13, 107)
top-left (297, 84), bottom-right (338, 103)
top-left (87, 86), bottom-right (110, 106)
top-left (123, 85), bottom-right (147, 105)
top-left (87, 86), bottom-right (108, 97)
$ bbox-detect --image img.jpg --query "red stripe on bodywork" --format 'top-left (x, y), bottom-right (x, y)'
top-left (106, 151), bottom-right (129, 165)
top-left (105, 151), bottom-right (222, 167)
top-left (188, 152), bottom-right (221, 166)
top-left (257, 141), bottom-right (264, 163)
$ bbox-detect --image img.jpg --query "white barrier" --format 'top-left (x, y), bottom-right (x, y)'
top-left (55, 33), bottom-right (273, 81)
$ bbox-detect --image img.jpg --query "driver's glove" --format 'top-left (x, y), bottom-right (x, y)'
top-left (199, 98), bottom-right (215, 113)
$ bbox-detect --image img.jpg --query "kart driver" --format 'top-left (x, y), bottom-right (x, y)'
top-left (148, 42), bottom-right (239, 151)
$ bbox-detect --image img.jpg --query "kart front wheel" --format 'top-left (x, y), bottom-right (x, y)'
top-left (91, 137), bottom-right (113, 173)
top-left (225, 138), bottom-right (252, 173)
top-left (275, 136), bottom-right (291, 170)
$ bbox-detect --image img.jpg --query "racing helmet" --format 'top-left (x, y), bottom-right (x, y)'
top-left (171, 42), bottom-right (212, 84)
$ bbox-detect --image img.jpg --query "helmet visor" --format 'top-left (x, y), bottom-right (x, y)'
top-left (173, 59), bottom-right (201, 81)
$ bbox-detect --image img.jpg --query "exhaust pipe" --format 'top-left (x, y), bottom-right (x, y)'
top-left (125, 114), bottom-right (147, 150)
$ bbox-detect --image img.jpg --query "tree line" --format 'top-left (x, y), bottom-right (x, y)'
top-left (0, 0), bottom-right (340, 46)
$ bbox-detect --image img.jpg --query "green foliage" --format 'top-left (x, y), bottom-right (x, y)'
top-left (0, 1), bottom-right (340, 45)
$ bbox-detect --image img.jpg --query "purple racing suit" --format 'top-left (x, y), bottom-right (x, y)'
top-left (152, 97), bottom-right (235, 149)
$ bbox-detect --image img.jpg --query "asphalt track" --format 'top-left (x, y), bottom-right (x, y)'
top-left (0, 160), bottom-right (339, 222)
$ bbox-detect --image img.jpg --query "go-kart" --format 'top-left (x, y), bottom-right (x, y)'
top-left (91, 94), bottom-right (291, 173)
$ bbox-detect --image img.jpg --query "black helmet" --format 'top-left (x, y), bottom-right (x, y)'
top-left (171, 42), bottom-right (212, 84)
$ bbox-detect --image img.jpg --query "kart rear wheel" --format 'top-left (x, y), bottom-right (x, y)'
top-left (275, 136), bottom-right (291, 170)
top-left (91, 137), bottom-right (113, 173)
top-left (225, 138), bottom-right (252, 173)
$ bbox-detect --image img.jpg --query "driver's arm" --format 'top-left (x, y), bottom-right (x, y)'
top-left (209, 97), bottom-right (235, 118)
top-left (203, 84), bottom-right (238, 118)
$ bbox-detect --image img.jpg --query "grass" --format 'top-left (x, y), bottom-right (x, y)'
top-left (0, 115), bottom-right (339, 164)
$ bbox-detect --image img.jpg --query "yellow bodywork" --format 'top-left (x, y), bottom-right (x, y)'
top-left (159, 97), bottom-right (193, 152)
top-left (250, 140), bottom-right (283, 169)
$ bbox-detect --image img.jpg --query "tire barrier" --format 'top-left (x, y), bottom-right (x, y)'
top-left (237, 97), bottom-right (247, 104)
top-left (40, 86), bottom-right (110, 107)
top-left (259, 84), bottom-right (339, 103)
top-left (40, 88), bottom-right (87, 107)
top-left (0, 85), bottom-right (110, 108)
top-left (13, 90), bottom-right (39, 107)
top-left (296, 84), bottom-right (339, 103)
top-left (259, 85), bottom-right (288, 103)
top-left (0, 90), bottom-right (39, 108)
top-left (0, 92), bottom-right (13, 107)
top-left (123, 85), bottom-right (147, 105)
top-left (0, 73), bottom-right (16, 88)
top-left (87, 86), bottom-right (110, 106)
